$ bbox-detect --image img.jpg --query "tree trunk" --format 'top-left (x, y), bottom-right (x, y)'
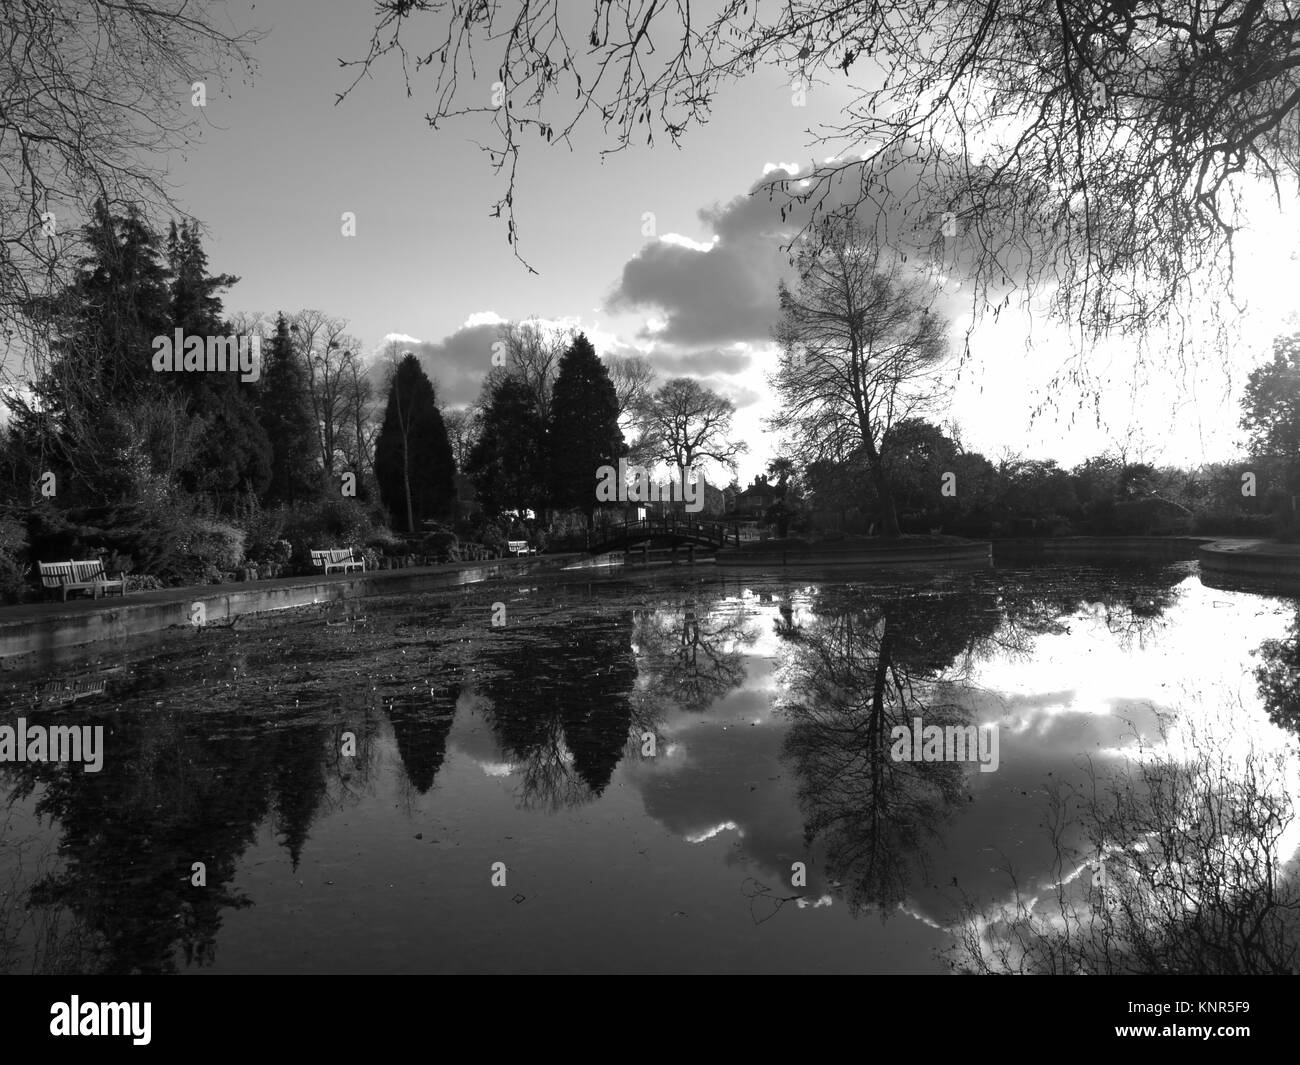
top-left (861, 435), bottom-right (901, 538)
top-left (875, 478), bottom-right (901, 538)
top-left (402, 436), bottom-right (415, 533)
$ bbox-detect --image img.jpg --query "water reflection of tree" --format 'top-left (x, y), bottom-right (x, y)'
top-left (0, 810), bottom-right (100, 974)
top-left (951, 717), bottom-right (1300, 974)
top-left (632, 601), bottom-right (756, 713)
top-left (385, 683), bottom-right (459, 795)
top-left (478, 614), bottom-right (637, 810)
top-left (778, 588), bottom-right (1002, 914)
top-left (0, 700), bottom-right (383, 974)
top-left (1255, 604), bottom-right (1300, 737)
top-left (989, 564), bottom-right (1183, 657)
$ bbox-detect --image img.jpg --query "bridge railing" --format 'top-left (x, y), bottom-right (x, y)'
top-left (589, 514), bottom-right (742, 548)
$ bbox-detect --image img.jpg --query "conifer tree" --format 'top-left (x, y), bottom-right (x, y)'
top-left (374, 354), bottom-right (456, 531)
top-left (548, 333), bottom-right (624, 524)
top-left (258, 313), bottom-right (321, 504)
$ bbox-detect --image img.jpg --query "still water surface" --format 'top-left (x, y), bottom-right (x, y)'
top-left (2, 561), bottom-right (1297, 973)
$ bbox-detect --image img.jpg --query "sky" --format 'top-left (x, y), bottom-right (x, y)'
top-left (135, 1), bottom-right (1300, 484)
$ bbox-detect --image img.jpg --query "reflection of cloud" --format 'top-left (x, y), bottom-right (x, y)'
top-left (684, 821), bottom-right (740, 844)
top-left (631, 715), bottom-right (831, 895)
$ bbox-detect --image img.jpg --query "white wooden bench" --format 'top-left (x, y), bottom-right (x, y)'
top-left (506, 540), bottom-right (531, 556)
top-left (39, 559), bottom-right (126, 600)
top-left (310, 548), bottom-right (365, 574)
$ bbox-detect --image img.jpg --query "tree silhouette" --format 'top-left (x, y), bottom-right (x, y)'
top-left (771, 222), bottom-right (948, 538)
top-left (258, 313), bottom-right (321, 505)
top-left (374, 353), bottom-right (456, 532)
top-left (465, 375), bottom-right (549, 519)
top-left (548, 333), bottom-right (624, 524)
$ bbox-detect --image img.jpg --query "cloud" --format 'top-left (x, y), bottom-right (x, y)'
top-left (464, 311), bottom-right (508, 329)
top-left (646, 347), bottom-right (755, 377)
top-left (375, 320), bottom-right (501, 407)
top-left (606, 188), bottom-right (795, 345)
top-left (370, 313), bottom-right (658, 410)
top-left (607, 148), bottom-right (977, 354)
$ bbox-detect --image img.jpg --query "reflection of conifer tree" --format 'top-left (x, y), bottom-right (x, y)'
top-left (386, 684), bottom-right (459, 794)
top-left (270, 725), bottom-right (332, 871)
top-left (10, 707), bottom-right (275, 973)
top-left (0, 694), bottom-right (375, 972)
top-left (0, 611), bottom-right (403, 974)
top-left (479, 615), bottom-right (637, 809)
top-left (562, 678), bottom-right (634, 796)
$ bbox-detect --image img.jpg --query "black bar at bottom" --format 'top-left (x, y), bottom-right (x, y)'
top-left (0, 974), bottom-right (1287, 1052)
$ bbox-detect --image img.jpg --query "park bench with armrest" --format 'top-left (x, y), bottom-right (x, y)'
top-left (310, 548), bottom-right (366, 574)
top-left (39, 559), bottom-right (126, 601)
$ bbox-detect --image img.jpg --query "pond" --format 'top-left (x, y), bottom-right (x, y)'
top-left (2, 560), bottom-right (1298, 974)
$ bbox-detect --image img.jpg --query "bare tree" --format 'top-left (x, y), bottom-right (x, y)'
top-left (441, 407), bottom-right (479, 470)
top-left (638, 378), bottom-right (746, 487)
top-left (951, 714), bottom-right (1300, 975)
top-left (340, 351), bottom-right (376, 479)
top-left (343, 0), bottom-right (1299, 381)
top-left (606, 353), bottom-right (657, 465)
top-left (288, 311), bottom-right (365, 477)
top-left (606, 354), bottom-right (656, 421)
top-left (771, 222), bottom-right (947, 538)
top-left (0, 1), bottom-right (259, 379)
top-left (488, 319), bottom-right (569, 424)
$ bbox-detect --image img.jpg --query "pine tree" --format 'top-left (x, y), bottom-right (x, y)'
top-left (374, 354), bottom-right (456, 532)
top-left (49, 200), bottom-right (172, 407)
top-left (166, 219), bottom-right (270, 505)
top-left (466, 376), bottom-right (548, 519)
top-left (19, 199), bottom-right (174, 503)
top-left (548, 333), bottom-right (624, 523)
top-left (258, 314), bottom-right (321, 504)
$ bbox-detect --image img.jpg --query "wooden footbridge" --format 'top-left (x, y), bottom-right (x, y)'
top-left (589, 515), bottom-right (743, 555)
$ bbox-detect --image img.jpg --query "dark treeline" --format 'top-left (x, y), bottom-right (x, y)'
top-left (3, 206), bottom-right (1298, 605)
top-left (777, 416), bottom-right (1290, 541)
top-left (0, 206), bottom-right (645, 602)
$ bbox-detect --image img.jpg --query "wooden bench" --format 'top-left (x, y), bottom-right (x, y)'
top-left (310, 548), bottom-right (366, 574)
top-left (39, 559), bottom-right (126, 601)
top-left (506, 540), bottom-right (532, 556)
